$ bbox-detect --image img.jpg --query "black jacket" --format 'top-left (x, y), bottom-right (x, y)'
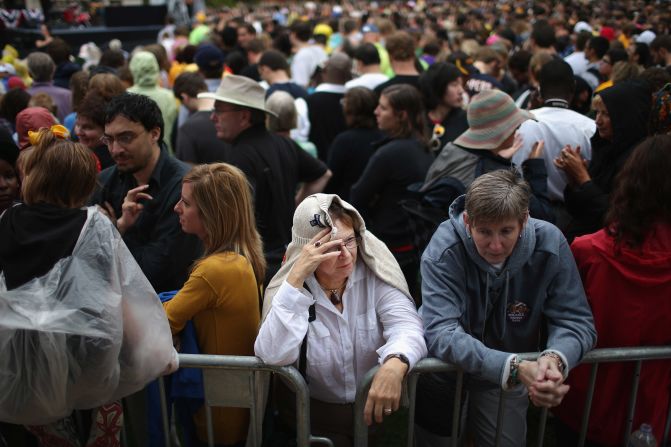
top-left (91, 146), bottom-right (203, 292)
top-left (351, 136), bottom-right (434, 247)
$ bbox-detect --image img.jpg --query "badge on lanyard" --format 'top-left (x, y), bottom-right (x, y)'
top-left (507, 301), bottom-right (530, 323)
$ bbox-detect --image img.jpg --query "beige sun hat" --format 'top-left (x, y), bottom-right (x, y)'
top-left (262, 194), bottom-right (411, 320)
top-left (198, 74), bottom-right (278, 117)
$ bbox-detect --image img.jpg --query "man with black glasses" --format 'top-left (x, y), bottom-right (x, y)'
top-left (92, 92), bottom-right (202, 294)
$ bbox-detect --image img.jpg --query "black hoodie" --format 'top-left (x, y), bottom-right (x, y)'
top-left (564, 80), bottom-right (652, 241)
top-left (0, 203), bottom-right (86, 290)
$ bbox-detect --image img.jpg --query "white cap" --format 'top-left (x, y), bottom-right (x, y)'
top-left (573, 21), bottom-right (593, 34)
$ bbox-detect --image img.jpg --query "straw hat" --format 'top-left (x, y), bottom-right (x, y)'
top-left (198, 74), bottom-right (277, 117)
top-left (454, 89), bottom-right (534, 150)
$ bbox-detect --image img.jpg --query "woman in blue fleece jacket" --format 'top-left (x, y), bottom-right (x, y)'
top-left (418, 170), bottom-right (596, 447)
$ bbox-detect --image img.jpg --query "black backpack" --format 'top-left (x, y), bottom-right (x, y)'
top-left (399, 177), bottom-right (465, 257)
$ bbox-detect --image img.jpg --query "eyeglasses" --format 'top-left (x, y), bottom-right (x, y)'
top-left (601, 58), bottom-right (612, 65)
top-left (100, 131), bottom-right (141, 147)
top-left (327, 235), bottom-right (361, 253)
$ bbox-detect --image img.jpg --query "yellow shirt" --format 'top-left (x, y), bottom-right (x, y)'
top-left (595, 79), bottom-right (613, 93)
top-left (163, 252), bottom-right (260, 445)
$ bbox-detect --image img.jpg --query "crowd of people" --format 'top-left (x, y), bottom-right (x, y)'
top-left (0, 1), bottom-right (670, 446)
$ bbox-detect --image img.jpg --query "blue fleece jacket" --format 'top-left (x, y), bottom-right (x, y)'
top-left (419, 195), bottom-right (596, 386)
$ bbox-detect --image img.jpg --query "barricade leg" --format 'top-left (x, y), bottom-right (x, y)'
top-left (450, 372), bottom-right (463, 447)
top-left (623, 360), bottom-right (642, 445)
top-left (535, 408), bottom-right (547, 447)
top-left (577, 363), bottom-right (599, 447)
top-left (663, 391), bottom-right (671, 447)
top-left (494, 388), bottom-right (505, 446)
top-left (157, 376), bottom-right (171, 447)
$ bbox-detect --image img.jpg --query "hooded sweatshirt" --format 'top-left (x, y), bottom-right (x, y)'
top-left (564, 81), bottom-right (651, 240)
top-left (420, 195), bottom-right (596, 386)
top-left (554, 224), bottom-right (671, 446)
top-left (127, 51), bottom-right (178, 153)
top-left (0, 203), bottom-right (86, 290)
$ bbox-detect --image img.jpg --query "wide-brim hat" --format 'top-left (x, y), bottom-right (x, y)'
top-left (262, 194), bottom-right (411, 320)
top-left (198, 74), bottom-right (277, 117)
top-left (454, 89), bottom-right (534, 150)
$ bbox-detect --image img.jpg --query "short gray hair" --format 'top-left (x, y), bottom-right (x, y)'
top-left (465, 170), bottom-right (530, 224)
top-left (27, 52), bottom-right (56, 83)
top-left (265, 91), bottom-right (297, 133)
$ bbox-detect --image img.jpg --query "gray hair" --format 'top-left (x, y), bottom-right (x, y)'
top-left (27, 52), bottom-right (56, 83)
top-left (465, 170), bottom-right (530, 224)
top-left (265, 91), bottom-right (297, 133)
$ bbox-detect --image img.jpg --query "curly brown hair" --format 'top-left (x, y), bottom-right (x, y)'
top-left (606, 134), bottom-right (671, 248)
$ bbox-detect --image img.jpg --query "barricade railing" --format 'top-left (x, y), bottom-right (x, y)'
top-left (154, 347), bottom-right (670, 447)
top-left (353, 346), bottom-right (671, 447)
top-left (160, 354), bottom-right (334, 447)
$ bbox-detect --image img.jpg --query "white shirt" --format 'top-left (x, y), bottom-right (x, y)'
top-left (314, 83), bottom-right (347, 94)
top-left (564, 51), bottom-right (588, 76)
top-left (579, 62), bottom-right (600, 90)
top-left (255, 258), bottom-right (427, 403)
top-left (291, 45), bottom-right (328, 88)
top-left (513, 105), bottom-right (596, 202)
top-left (345, 73), bottom-right (389, 91)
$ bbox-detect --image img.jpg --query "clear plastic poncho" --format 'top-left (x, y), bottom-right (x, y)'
top-left (0, 207), bottom-right (178, 425)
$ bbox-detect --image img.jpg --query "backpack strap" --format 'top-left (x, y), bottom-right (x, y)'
top-left (298, 282), bottom-right (316, 382)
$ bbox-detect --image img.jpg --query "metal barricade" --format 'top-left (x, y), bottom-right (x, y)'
top-left (353, 346), bottom-right (671, 447)
top-left (159, 354), bottom-right (334, 447)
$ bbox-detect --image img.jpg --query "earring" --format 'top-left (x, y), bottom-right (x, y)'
top-left (519, 233), bottom-right (523, 239)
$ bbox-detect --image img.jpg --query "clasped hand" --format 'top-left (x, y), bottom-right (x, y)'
top-left (518, 356), bottom-right (569, 408)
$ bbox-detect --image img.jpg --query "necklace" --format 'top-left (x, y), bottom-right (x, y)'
top-left (319, 280), bottom-right (347, 305)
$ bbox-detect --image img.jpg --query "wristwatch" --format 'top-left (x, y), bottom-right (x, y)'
top-left (384, 353), bottom-right (410, 369)
top-left (507, 355), bottom-right (521, 388)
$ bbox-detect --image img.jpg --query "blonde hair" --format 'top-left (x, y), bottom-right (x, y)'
top-left (184, 163), bottom-right (266, 283)
top-left (28, 92), bottom-right (57, 116)
top-left (529, 52), bottom-right (553, 84)
top-left (21, 128), bottom-right (97, 208)
top-left (612, 61), bottom-right (642, 84)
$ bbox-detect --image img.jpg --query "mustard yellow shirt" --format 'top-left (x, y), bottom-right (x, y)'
top-left (163, 252), bottom-right (260, 445)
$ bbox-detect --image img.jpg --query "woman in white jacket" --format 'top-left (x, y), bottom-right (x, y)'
top-left (255, 194), bottom-right (427, 447)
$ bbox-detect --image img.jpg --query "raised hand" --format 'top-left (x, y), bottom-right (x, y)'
top-left (554, 145), bottom-right (590, 186)
top-left (286, 228), bottom-right (342, 288)
top-left (497, 132), bottom-right (524, 159)
top-left (117, 184), bottom-right (153, 235)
